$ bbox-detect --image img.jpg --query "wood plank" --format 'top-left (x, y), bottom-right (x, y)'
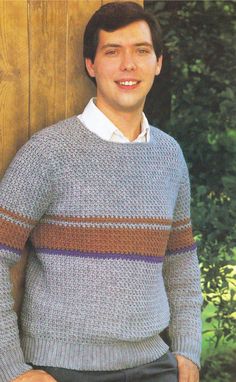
top-left (66, 0), bottom-right (101, 117)
top-left (0, 1), bottom-right (30, 313)
top-left (0, 0), bottom-right (29, 178)
top-left (29, 1), bottom-right (68, 134)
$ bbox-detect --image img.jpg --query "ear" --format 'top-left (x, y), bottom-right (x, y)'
top-left (155, 55), bottom-right (163, 76)
top-left (85, 58), bottom-right (96, 78)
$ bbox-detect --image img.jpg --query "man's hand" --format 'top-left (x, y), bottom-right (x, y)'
top-left (11, 370), bottom-right (57, 382)
top-left (175, 355), bottom-right (199, 382)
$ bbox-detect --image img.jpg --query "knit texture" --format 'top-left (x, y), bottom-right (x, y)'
top-left (0, 117), bottom-right (202, 382)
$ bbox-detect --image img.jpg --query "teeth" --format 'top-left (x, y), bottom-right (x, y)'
top-left (119, 81), bottom-right (138, 86)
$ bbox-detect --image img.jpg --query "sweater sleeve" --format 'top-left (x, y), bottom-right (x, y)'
top-left (162, 152), bottom-right (203, 368)
top-left (0, 134), bottom-right (53, 382)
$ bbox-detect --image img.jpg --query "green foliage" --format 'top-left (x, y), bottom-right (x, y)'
top-left (200, 348), bottom-right (236, 382)
top-left (145, 0), bottom-right (236, 357)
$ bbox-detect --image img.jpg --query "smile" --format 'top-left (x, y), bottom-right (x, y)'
top-left (118, 81), bottom-right (138, 86)
top-left (115, 80), bottom-right (141, 89)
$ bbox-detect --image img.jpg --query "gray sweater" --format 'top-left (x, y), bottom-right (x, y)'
top-left (0, 117), bottom-right (202, 382)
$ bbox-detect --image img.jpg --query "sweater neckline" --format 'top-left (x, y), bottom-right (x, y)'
top-left (73, 117), bottom-right (156, 148)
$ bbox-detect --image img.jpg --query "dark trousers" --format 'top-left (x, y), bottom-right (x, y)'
top-left (30, 351), bottom-right (178, 382)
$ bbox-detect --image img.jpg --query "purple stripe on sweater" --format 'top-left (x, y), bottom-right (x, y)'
top-left (37, 248), bottom-right (164, 263)
top-left (166, 243), bottom-right (197, 256)
top-left (0, 243), bottom-right (21, 255)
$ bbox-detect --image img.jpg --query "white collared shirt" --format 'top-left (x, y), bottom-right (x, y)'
top-left (77, 98), bottom-right (150, 143)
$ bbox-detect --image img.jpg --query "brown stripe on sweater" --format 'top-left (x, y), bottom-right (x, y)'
top-left (0, 206), bottom-right (36, 225)
top-left (31, 224), bottom-right (170, 257)
top-left (172, 217), bottom-right (191, 228)
top-left (167, 226), bottom-right (194, 251)
top-left (0, 217), bottom-right (31, 250)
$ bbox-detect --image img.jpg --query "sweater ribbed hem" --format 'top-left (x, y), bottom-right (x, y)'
top-left (171, 336), bottom-right (201, 369)
top-left (22, 335), bottom-right (169, 371)
top-left (0, 347), bottom-right (32, 382)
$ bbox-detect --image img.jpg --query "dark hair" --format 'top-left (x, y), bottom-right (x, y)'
top-left (83, 1), bottom-right (163, 84)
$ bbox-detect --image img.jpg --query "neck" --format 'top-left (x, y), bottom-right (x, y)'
top-left (96, 99), bottom-right (144, 142)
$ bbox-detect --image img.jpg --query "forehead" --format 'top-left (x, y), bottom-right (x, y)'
top-left (97, 20), bottom-right (153, 47)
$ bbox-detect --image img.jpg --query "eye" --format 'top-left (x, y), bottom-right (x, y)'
top-left (105, 49), bottom-right (118, 56)
top-left (137, 48), bottom-right (150, 55)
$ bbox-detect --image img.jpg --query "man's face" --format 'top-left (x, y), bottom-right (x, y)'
top-left (85, 20), bottom-right (162, 114)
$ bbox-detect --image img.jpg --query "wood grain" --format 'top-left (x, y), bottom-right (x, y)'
top-left (66, 0), bottom-right (101, 117)
top-left (29, 1), bottom-right (68, 135)
top-left (0, 0), bottom-right (29, 178)
top-left (0, 1), bottom-right (29, 313)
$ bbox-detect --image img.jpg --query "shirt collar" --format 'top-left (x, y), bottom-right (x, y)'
top-left (78, 98), bottom-right (150, 143)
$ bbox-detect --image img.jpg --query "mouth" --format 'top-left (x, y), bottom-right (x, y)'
top-left (115, 80), bottom-right (141, 89)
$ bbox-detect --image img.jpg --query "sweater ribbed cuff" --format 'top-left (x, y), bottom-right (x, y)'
top-left (0, 347), bottom-right (32, 382)
top-left (171, 336), bottom-right (201, 369)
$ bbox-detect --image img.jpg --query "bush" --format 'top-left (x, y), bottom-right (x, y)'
top-left (200, 348), bottom-right (236, 382)
top-left (144, 0), bottom-right (236, 353)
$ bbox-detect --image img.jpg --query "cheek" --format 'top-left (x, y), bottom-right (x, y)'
top-left (144, 65), bottom-right (159, 82)
top-left (95, 65), bottom-right (112, 80)
top-left (100, 59), bottom-right (120, 75)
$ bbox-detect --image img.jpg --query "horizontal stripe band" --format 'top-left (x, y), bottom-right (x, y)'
top-left (0, 218), bottom-right (31, 250)
top-left (0, 206), bottom-right (36, 225)
top-left (40, 219), bottom-right (171, 231)
top-left (172, 222), bottom-right (192, 231)
top-left (0, 243), bottom-right (21, 255)
top-left (166, 243), bottom-right (197, 256)
top-left (44, 215), bottom-right (173, 225)
top-left (31, 224), bottom-right (170, 257)
top-left (37, 248), bottom-right (165, 263)
top-left (0, 213), bottom-right (33, 230)
top-left (172, 218), bottom-right (191, 227)
top-left (167, 226), bottom-right (194, 251)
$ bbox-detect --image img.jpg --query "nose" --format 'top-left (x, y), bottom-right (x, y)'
top-left (120, 51), bottom-right (137, 71)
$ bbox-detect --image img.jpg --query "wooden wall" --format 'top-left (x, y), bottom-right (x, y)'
top-left (0, 0), bottom-right (142, 312)
top-left (0, 0), bottom-right (101, 178)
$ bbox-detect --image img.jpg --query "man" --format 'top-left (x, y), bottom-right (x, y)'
top-left (0, 2), bottom-right (202, 382)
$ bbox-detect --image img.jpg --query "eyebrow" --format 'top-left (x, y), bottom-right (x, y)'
top-left (101, 42), bottom-right (153, 50)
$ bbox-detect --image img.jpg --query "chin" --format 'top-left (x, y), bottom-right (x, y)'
top-left (115, 97), bottom-right (145, 110)
top-left (114, 103), bottom-right (141, 112)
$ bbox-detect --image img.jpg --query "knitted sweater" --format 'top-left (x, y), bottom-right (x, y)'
top-left (0, 117), bottom-right (202, 382)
